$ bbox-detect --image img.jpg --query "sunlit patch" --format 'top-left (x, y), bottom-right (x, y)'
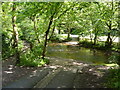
top-left (78, 70), bottom-right (83, 73)
top-left (8, 67), bottom-right (13, 70)
top-left (97, 66), bottom-right (111, 70)
top-left (8, 65), bottom-right (14, 70)
top-left (93, 71), bottom-right (104, 77)
top-left (49, 66), bottom-right (58, 69)
top-left (4, 71), bottom-right (13, 74)
top-left (33, 70), bottom-right (37, 73)
top-left (30, 70), bottom-right (37, 77)
top-left (83, 64), bottom-right (89, 66)
top-left (89, 69), bottom-right (93, 71)
top-left (73, 62), bottom-right (83, 65)
top-left (91, 86), bottom-right (95, 88)
top-left (104, 64), bottom-right (119, 67)
top-left (57, 85), bottom-right (67, 88)
top-left (63, 67), bottom-right (67, 70)
top-left (14, 66), bottom-right (17, 68)
top-left (55, 65), bottom-right (63, 68)
top-left (20, 66), bottom-right (24, 68)
top-left (27, 67), bottom-right (30, 69)
top-left (65, 41), bottom-right (78, 45)
top-left (48, 41), bottom-right (79, 46)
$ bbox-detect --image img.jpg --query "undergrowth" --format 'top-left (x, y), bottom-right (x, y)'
top-left (18, 43), bottom-right (49, 67)
top-left (105, 68), bottom-right (120, 88)
top-left (79, 40), bottom-right (119, 51)
top-left (19, 50), bottom-right (49, 67)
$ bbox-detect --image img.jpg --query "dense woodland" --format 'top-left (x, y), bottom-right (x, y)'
top-left (1, 2), bottom-right (120, 88)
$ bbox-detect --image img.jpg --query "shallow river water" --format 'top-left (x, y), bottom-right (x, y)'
top-left (47, 43), bottom-right (118, 64)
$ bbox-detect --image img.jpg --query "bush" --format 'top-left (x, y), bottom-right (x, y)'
top-left (50, 35), bottom-right (63, 42)
top-left (50, 35), bottom-right (72, 42)
top-left (2, 34), bottom-right (15, 59)
top-left (31, 44), bottom-right (43, 56)
top-left (19, 50), bottom-right (49, 67)
top-left (79, 40), bottom-right (94, 48)
top-left (2, 47), bottom-right (16, 59)
top-left (62, 37), bottom-right (72, 42)
top-left (108, 53), bottom-right (120, 66)
top-left (106, 69), bottom-right (120, 88)
top-left (112, 43), bottom-right (120, 52)
top-left (2, 38), bottom-right (24, 59)
top-left (78, 40), bottom-right (116, 50)
top-left (19, 43), bottom-right (49, 67)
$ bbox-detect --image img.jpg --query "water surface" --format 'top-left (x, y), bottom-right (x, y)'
top-left (47, 43), bottom-right (118, 64)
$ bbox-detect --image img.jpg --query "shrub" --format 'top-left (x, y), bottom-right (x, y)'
top-left (50, 35), bottom-right (62, 42)
top-left (106, 69), bottom-right (120, 88)
top-left (108, 53), bottom-right (120, 66)
top-left (62, 37), bottom-right (72, 42)
top-left (19, 43), bottom-right (49, 67)
top-left (79, 40), bottom-right (93, 48)
top-left (50, 35), bottom-right (72, 42)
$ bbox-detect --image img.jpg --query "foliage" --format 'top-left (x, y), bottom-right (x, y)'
top-left (78, 39), bottom-right (117, 50)
top-left (2, 2), bottom-right (119, 66)
top-left (63, 37), bottom-right (72, 42)
top-left (108, 53), bottom-right (120, 66)
top-left (79, 39), bottom-right (94, 48)
top-left (112, 43), bottom-right (120, 52)
top-left (106, 69), bottom-right (120, 88)
top-left (19, 50), bottom-right (49, 67)
top-left (49, 35), bottom-right (62, 42)
top-left (50, 34), bottom-right (72, 42)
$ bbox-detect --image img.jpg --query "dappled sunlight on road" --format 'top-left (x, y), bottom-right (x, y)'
top-left (4, 71), bottom-right (13, 74)
top-left (97, 66), bottom-right (111, 70)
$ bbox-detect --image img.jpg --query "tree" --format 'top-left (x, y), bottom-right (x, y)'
top-left (42, 2), bottom-right (61, 59)
top-left (12, 3), bottom-right (20, 64)
top-left (99, 2), bottom-right (118, 47)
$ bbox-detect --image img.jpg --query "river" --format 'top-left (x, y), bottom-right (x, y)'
top-left (47, 42), bottom-right (119, 64)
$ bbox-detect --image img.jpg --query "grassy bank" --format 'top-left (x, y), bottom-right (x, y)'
top-left (78, 39), bottom-right (120, 52)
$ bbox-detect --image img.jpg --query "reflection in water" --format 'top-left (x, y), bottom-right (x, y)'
top-left (46, 44), bottom-right (118, 64)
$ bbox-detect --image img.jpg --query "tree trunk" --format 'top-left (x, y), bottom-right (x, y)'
top-left (90, 32), bottom-right (93, 43)
top-left (12, 3), bottom-right (20, 64)
top-left (67, 28), bottom-right (71, 39)
top-left (48, 24), bottom-right (55, 40)
top-left (42, 15), bottom-right (54, 59)
top-left (105, 21), bottom-right (112, 47)
top-left (33, 17), bottom-right (40, 43)
top-left (58, 29), bottom-right (61, 34)
top-left (106, 32), bottom-right (112, 47)
top-left (93, 33), bottom-right (97, 45)
top-left (107, 32), bottom-right (111, 43)
top-left (105, 1), bottom-right (114, 47)
top-left (93, 34), bottom-right (97, 45)
top-left (93, 29), bottom-right (99, 45)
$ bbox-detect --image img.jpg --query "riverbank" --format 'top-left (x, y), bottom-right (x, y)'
top-left (78, 40), bottom-right (120, 53)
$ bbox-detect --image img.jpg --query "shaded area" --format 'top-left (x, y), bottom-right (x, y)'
top-left (74, 65), bottom-right (110, 88)
top-left (45, 68), bottom-right (77, 88)
top-left (2, 54), bottom-right (114, 88)
top-left (3, 68), bottom-right (53, 88)
top-left (2, 41), bottom-right (33, 87)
